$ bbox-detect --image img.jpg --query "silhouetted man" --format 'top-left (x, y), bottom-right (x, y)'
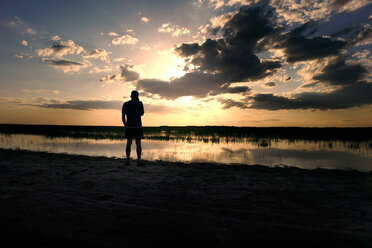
top-left (122, 90), bottom-right (144, 165)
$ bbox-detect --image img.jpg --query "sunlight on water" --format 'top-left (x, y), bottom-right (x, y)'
top-left (0, 133), bottom-right (371, 171)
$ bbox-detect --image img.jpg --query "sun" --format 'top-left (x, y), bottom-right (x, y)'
top-left (141, 47), bottom-right (186, 81)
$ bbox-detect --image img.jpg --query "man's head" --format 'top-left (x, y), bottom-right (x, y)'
top-left (130, 90), bottom-right (139, 100)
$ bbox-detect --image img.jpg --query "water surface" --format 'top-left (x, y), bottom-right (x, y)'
top-left (1, 133), bottom-right (371, 171)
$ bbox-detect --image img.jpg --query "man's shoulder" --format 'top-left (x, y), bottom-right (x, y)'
top-left (123, 100), bottom-right (143, 108)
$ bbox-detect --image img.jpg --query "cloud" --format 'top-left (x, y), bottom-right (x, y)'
top-left (23, 28), bottom-right (36, 35)
top-left (51, 35), bottom-right (61, 41)
top-left (36, 100), bottom-right (123, 110)
top-left (158, 23), bottom-right (190, 37)
top-left (14, 54), bottom-right (24, 58)
top-left (208, 0), bottom-right (226, 9)
top-left (198, 24), bottom-right (210, 34)
top-left (176, 40), bottom-right (281, 84)
top-left (140, 45), bottom-right (151, 51)
top-left (209, 12), bottom-right (235, 29)
top-left (354, 24), bottom-right (372, 46)
top-left (137, 72), bottom-right (250, 99)
top-left (32, 99), bottom-right (180, 114)
top-left (217, 98), bottom-right (249, 109)
top-left (141, 17), bottom-right (149, 23)
top-left (277, 22), bottom-right (348, 63)
top-left (82, 48), bottom-right (111, 61)
top-left (35, 40), bottom-right (84, 57)
top-left (99, 74), bottom-right (121, 83)
top-left (113, 57), bottom-right (126, 62)
top-left (7, 16), bottom-right (23, 27)
top-left (120, 64), bottom-right (140, 82)
top-left (100, 64), bottom-right (140, 83)
top-left (43, 59), bottom-right (88, 73)
top-left (219, 81), bottom-right (372, 110)
top-left (22, 89), bottom-right (60, 94)
top-left (137, 74), bottom-right (218, 99)
top-left (112, 34), bottom-right (139, 45)
top-left (108, 32), bottom-right (119, 36)
top-left (0, 97), bottom-right (25, 105)
top-left (89, 66), bottom-right (113, 74)
top-left (312, 57), bottom-right (367, 86)
top-left (250, 82), bottom-right (372, 110)
top-left (21, 40), bottom-right (28, 46)
top-left (264, 82), bottom-right (276, 87)
top-left (269, 0), bottom-right (371, 25)
top-left (176, 4), bottom-right (282, 82)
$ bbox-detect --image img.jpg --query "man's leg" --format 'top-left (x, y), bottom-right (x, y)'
top-left (126, 138), bottom-right (132, 164)
top-left (135, 138), bottom-right (142, 164)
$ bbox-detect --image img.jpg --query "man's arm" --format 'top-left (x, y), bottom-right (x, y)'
top-left (140, 102), bottom-right (144, 116)
top-left (122, 114), bottom-right (127, 126)
top-left (122, 103), bottom-right (127, 126)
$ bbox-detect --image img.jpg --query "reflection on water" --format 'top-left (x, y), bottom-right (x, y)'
top-left (0, 133), bottom-right (371, 171)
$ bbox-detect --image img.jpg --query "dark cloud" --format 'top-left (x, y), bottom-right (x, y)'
top-left (332, 0), bottom-right (349, 8)
top-left (120, 64), bottom-right (140, 82)
top-left (176, 43), bottom-right (201, 57)
top-left (209, 85), bottom-right (251, 96)
top-left (38, 100), bottom-right (122, 110)
top-left (221, 4), bottom-right (278, 50)
top-left (100, 74), bottom-right (120, 82)
top-left (313, 57), bottom-right (367, 85)
top-left (43, 59), bottom-right (87, 73)
top-left (44, 59), bottom-right (84, 66)
top-left (138, 73), bottom-right (220, 99)
top-left (33, 100), bottom-right (180, 114)
top-left (217, 98), bottom-right (249, 109)
top-left (264, 82), bottom-right (276, 87)
top-left (100, 64), bottom-right (139, 83)
top-left (175, 4), bottom-right (281, 84)
top-left (178, 39), bottom-right (281, 82)
top-left (137, 72), bottom-right (251, 99)
top-left (51, 43), bottom-right (69, 51)
top-left (279, 22), bottom-right (347, 63)
top-left (221, 82), bottom-right (372, 110)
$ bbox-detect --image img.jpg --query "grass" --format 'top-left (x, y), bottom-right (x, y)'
top-left (0, 124), bottom-right (372, 145)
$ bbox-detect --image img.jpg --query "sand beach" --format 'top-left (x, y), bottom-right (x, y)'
top-left (0, 148), bottom-right (371, 247)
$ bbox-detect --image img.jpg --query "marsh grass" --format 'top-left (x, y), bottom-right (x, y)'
top-left (1, 124), bottom-right (372, 149)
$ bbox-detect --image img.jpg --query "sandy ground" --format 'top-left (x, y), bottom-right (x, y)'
top-left (0, 148), bottom-right (371, 248)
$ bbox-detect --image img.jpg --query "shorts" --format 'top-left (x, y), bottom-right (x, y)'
top-left (125, 128), bottom-right (144, 139)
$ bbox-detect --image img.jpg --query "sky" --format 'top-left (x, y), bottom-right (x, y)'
top-left (0, 0), bottom-right (372, 127)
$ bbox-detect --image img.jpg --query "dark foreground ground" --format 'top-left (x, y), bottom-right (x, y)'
top-left (0, 148), bottom-right (371, 248)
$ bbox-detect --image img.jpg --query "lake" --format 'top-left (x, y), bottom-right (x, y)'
top-left (1, 132), bottom-right (371, 172)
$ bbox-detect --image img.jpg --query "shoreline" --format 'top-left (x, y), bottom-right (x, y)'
top-left (0, 148), bottom-right (371, 247)
top-left (2, 147), bottom-right (372, 172)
